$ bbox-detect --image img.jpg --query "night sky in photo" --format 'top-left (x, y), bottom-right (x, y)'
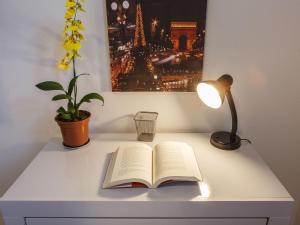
top-left (141, 0), bottom-right (207, 37)
top-left (107, 0), bottom-right (207, 39)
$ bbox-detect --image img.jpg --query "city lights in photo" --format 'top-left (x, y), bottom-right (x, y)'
top-left (106, 0), bottom-right (207, 92)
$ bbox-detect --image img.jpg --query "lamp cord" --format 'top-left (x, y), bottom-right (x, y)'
top-left (241, 138), bottom-right (252, 144)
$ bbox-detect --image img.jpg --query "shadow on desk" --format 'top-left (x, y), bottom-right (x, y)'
top-left (97, 153), bottom-right (202, 201)
top-left (43, 137), bottom-right (138, 152)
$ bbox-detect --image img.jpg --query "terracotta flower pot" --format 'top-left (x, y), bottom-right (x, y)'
top-left (55, 110), bottom-right (91, 148)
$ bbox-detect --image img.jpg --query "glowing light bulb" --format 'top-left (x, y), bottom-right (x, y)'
top-left (197, 83), bottom-right (222, 109)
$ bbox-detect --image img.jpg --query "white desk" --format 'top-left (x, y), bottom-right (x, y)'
top-left (0, 133), bottom-right (294, 225)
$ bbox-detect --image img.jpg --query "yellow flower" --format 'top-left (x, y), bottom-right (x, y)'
top-left (66, 1), bottom-right (76, 7)
top-left (65, 8), bottom-right (75, 19)
top-left (68, 22), bottom-right (84, 32)
top-left (58, 52), bottom-right (74, 70)
top-left (65, 14), bottom-right (72, 19)
top-left (65, 52), bottom-right (74, 60)
top-left (64, 40), bottom-right (81, 51)
top-left (65, 18), bottom-right (72, 23)
top-left (69, 25), bottom-right (79, 31)
top-left (77, 21), bottom-right (84, 30)
top-left (71, 20), bottom-right (84, 30)
top-left (73, 31), bottom-right (84, 40)
top-left (58, 62), bottom-right (70, 70)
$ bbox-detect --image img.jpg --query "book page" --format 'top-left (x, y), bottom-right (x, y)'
top-left (153, 142), bottom-right (202, 187)
top-left (110, 143), bottom-right (153, 186)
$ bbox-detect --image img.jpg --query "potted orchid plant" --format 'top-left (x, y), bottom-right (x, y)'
top-left (36, 0), bottom-right (104, 148)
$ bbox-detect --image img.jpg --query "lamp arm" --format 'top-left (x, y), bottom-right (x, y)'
top-left (225, 89), bottom-right (238, 143)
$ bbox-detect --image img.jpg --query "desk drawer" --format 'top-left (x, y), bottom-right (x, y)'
top-left (26, 218), bottom-right (267, 225)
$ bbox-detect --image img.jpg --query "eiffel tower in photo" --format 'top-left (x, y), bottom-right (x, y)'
top-left (129, 1), bottom-right (154, 91)
top-left (117, 1), bottom-right (157, 91)
top-left (133, 2), bottom-right (146, 47)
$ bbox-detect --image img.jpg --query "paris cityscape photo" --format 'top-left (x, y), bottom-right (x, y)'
top-left (106, 0), bottom-right (207, 92)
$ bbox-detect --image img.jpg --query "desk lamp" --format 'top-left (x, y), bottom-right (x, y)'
top-left (197, 74), bottom-right (241, 150)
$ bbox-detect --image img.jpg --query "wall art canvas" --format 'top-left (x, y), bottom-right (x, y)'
top-left (106, 0), bottom-right (207, 92)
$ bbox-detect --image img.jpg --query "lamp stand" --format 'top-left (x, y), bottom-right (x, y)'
top-left (210, 89), bottom-right (241, 150)
top-left (210, 131), bottom-right (241, 150)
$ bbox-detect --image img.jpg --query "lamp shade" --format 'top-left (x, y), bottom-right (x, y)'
top-left (197, 75), bottom-right (233, 109)
top-left (197, 82), bottom-right (223, 109)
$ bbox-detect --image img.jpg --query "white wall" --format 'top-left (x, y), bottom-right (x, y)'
top-left (0, 0), bottom-right (299, 224)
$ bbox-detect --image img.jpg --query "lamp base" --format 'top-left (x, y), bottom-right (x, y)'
top-left (210, 131), bottom-right (241, 150)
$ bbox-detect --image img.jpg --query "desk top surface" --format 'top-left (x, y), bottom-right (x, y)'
top-left (0, 133), bottom-right (292, 202)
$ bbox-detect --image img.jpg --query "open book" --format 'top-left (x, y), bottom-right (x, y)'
top-left (103, 141), bottom-right (202, 189)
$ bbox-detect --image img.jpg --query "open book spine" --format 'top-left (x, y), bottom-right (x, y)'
top-left (110, 182), bottom-right (148, 188)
